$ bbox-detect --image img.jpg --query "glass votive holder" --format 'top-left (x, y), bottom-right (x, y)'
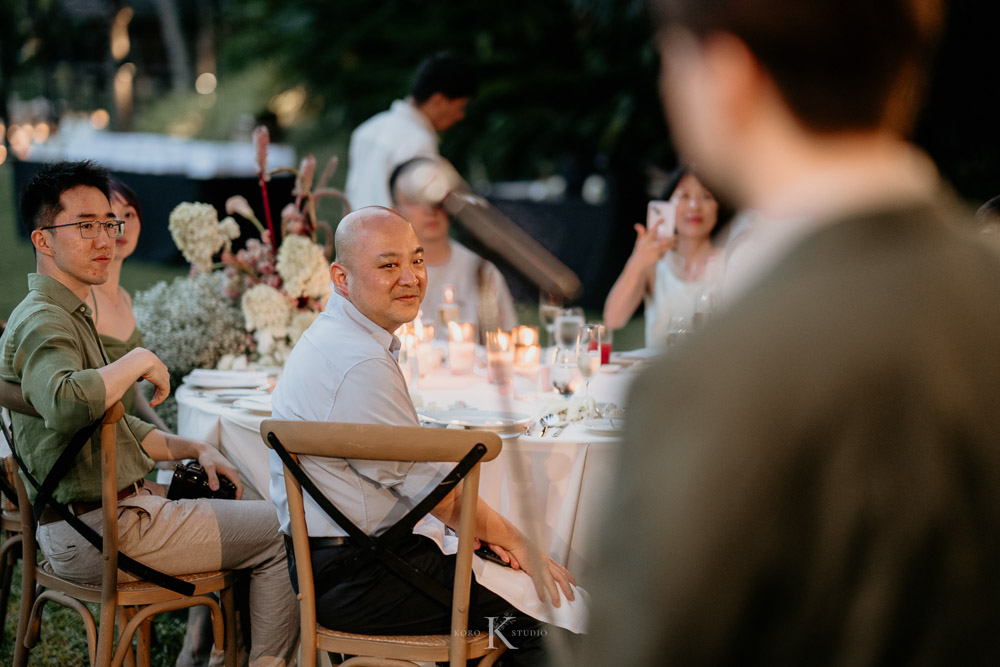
top-left (514, 364), bottom-right (541, 401)
top-left (448, 340), bottom-right (475, 375)
top-left (485, 331), bottom-right (515, 386)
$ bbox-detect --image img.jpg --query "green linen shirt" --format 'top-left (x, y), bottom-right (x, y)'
top-left (0, 273), bottom-right (155, 503)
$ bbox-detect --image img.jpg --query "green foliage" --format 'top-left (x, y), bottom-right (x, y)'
top-left (219, 0), bottom-right (675, 188)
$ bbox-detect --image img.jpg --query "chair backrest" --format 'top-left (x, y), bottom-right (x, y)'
top-left (260, 419), bottom-right (502, 665)
top-left (0, 378), bottom-right (129, 664)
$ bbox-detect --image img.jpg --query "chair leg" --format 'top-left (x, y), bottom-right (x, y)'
top-left (96, 595), bottom-right (118, 666)
top-left (136, 616), bottom-right (153, 667)
top-left (118, 606), bottom-right (138, 667)
top-left (0, 533), bottom-right (21, 644)
top-left (221, 586), bottom-right (238, 667)
top-left (12, 571), bottom-right (38, 667)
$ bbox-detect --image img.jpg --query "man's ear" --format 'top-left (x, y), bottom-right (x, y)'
top-left (31, 229), bottom-right (54, 257)
top-left (330, 262), bottom-right (349, 296)
top-left (700, 32), bottom-right (766, 135)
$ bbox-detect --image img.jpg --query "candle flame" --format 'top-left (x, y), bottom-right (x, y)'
top-left (448, 321), bottom-right (466, 342)
top-left (443, 284), bottom-right (455, 304)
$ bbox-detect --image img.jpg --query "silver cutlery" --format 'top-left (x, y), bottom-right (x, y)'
top-left (539, 413), bottom-right (558, 437)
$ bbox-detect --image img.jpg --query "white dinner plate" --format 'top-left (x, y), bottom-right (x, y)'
top-left (232, 396), bottom-right (273, 415)
top-left (184, 369), bottom-right (271, 389)
top-left (418, 409), bottom-right (532, 434)
top-left (582, 417), bottom-right (626, 435)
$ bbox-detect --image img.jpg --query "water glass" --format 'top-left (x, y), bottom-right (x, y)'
top-left (553, 307), bottom-right (584, 351)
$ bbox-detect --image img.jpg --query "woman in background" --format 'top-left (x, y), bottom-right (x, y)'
top-left (604, 166), bottom-right (726, 348)
top-left (87, 177), bottom-right (169, 430)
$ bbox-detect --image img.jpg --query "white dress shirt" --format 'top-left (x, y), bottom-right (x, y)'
top-left (345, 99), bottom-right (440, 209)
top-left (422, 240), bottom-right (518, 339)
top-left (269, 291), bottom-right (450, 537)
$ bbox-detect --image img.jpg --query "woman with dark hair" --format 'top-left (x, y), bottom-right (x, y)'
top-left (603, 166), bottom-right (725, 348)
top-left (86, 177), bottom-right (168, 430)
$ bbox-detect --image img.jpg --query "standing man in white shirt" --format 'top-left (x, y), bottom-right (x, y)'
top-left (268, 207), bottom-right (574, 664)
top-left (389, 156), bottom-right (519, 339)
top-left (344, 52), bottom-right (478, 209)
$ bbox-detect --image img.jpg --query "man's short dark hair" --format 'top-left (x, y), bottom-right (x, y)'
top-left (651, 0), bottom-right (944, 133)
top-left (410, 51), bottom-right (479, 105)
top-left (20, 160), bottom-right (111, 234)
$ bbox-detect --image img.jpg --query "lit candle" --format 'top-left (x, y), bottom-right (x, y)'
top-left (486, 330), bottom-right (515, 387)
top-left (513, 325), bottom-right (539, 366)
top-left (447, 321), bottom-right (475, 375)
top-left (438, 284), bottom-right (460, 330)
top-left (417, 323), bottom-right (439, 375)
top-left (513, 344), bottom-right (541, 401)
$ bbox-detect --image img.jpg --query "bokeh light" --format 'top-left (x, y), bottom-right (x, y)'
top-left (90, 109), bottom-right (110, 130)
top-left (195, 72), bottom-right (217, 95)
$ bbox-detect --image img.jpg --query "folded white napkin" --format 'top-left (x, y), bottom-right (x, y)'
top-left (413, 517), bottom-right (589, 634)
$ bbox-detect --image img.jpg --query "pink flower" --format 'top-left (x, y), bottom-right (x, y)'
top-left (226, 195), bottom-right (257, 220)
top-left (253, 126), bottom-right (270, 181)
top-left (295, 156), bottom-right (316, 196)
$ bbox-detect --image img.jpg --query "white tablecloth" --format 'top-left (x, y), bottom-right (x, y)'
top-left (176, 358), bottom-right (642, 580)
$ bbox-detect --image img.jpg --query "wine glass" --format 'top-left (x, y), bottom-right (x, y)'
top-left (692, 288), bottom-right (714, 331)
top-left (538, 291), bottom-right (563, 348)
top-left (665, 315), bottom-right (689, 352)
top-left (553, 307), bottom-right (584, 352)
top-left (576, 324), bottom-right (601, 418)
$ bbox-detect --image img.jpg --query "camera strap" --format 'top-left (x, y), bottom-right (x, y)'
top-left (4, 417), bottom-right (195, 596)
top-left (267, 431), bottom-right (487, 608)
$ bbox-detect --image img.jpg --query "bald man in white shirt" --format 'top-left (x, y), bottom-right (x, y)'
top-left (269, 207), bottom-right (573, 664)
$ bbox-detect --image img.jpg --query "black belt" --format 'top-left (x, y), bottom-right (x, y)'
top-left (284, 534), bottom-right (350, 551)
top-left (38, 480), bottom-right (144, 525)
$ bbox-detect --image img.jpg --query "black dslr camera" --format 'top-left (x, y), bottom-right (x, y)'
top-left (167, 461), bottom-right (238, 500)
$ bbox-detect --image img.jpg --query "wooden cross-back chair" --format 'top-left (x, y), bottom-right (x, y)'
top-left (0, 378), bottom-right (237, 667)
top-left (262, 419), bottom-right (507, 667)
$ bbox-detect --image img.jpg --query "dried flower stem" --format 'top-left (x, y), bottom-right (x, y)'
top-left (258, 173), bottom-right (276, 244)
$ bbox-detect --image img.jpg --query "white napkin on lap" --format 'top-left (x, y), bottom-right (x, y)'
top-left (414, 517), bottom-right (589, 633)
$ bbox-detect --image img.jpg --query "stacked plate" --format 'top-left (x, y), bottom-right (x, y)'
top-left (183, 369), bottom-right (271, 389)
top-left (418, 409), bottom-right (532, 435)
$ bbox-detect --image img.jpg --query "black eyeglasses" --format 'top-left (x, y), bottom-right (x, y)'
top-left (40, 220), bottom-right (125, 239)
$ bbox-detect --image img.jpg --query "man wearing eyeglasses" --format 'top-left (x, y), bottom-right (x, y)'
top-left (0, 160), bottom-right (299, 665)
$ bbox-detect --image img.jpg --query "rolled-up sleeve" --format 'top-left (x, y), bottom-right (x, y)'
top-left (8, 309), bottom-right (106, 434)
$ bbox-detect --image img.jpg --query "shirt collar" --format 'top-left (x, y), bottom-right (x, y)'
top-left (393, 98), bottom-right (439, 141)
top-left (27, 273), bottom-right (93, 318)
top-left (327, 291), bottom-right (402, 355)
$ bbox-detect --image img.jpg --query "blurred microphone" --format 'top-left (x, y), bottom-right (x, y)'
top-left (394, 158), bottom-right (582, 301)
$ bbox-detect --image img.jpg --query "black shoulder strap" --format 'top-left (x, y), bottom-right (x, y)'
top-left (5, 417), bottom-right (195, 596)
top-left (267, 431), bottom-right (487, 608)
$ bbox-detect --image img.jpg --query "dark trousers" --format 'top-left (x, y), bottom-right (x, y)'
top-left (286, 533), bottom-right (548, 666)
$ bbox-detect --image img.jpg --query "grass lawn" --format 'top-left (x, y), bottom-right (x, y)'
top-left (0, 562), bottom-right (189, 665)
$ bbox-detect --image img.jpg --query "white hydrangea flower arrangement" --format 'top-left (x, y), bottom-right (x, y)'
top-left (132, 126), bottom-right (351, 415)
top-left (276, 234), bottom-right (332, 301)
top-left (168, 202), bottom-right (241, 273)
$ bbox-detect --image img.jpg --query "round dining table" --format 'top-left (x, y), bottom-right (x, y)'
top-left (175, 353), bottom-right (647, 581)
